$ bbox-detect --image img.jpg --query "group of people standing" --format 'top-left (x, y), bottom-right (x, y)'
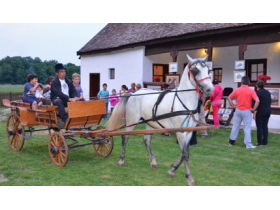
top-left (97, 82), bottom-right (142, 120)
top-left (191, 76), bottom-right (271, 149)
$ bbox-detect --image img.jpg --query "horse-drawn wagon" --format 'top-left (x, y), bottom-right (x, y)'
top-left (2, 54), bottom-right (217, 185)
top-left (2, 99), bottom-right (114, 167)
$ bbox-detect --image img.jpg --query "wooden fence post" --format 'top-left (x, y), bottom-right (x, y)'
top-left (10, 92), bottom-right (12, 102)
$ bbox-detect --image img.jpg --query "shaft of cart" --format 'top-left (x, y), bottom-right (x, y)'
top-left (66, 125), bottom-right (218, 137)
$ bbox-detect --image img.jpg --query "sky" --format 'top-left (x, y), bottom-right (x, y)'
top-left (0, 23), bottom-right (108, 66)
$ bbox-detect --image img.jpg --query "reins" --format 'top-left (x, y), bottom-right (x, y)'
top-left (106, 60), bottom-right (213, 133)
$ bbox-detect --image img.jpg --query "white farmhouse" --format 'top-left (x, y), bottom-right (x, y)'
top-left (77, 23), bottom-right (280, 129)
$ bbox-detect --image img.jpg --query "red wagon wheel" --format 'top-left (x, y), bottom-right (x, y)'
top-left (6, 113), bottom-right (25, 151)
top-left (49, 132), bottom-right (68, 167)
top-left (93, 125), bottom-right (114, 157)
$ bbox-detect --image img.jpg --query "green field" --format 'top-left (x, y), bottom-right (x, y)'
top-left (0, 114), bottom-right (280, 186)
top-left (0, 85), bottom-right (25, 93)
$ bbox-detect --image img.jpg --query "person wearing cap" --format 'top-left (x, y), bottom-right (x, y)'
top-left (227, 76), bottom-right (260, 149)
top-left (51, 63), bottom-right (82, 127)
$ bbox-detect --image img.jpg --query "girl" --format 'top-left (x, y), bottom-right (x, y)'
top-left (109, 89), bottom-right (119, 116)
top-left (35, 83), bottom-right (44, 98)
top-left (119, 85), bottom-right (128, 119)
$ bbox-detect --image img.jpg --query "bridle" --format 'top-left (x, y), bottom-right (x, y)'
top-left (187, 61), bottom-right (211, 98)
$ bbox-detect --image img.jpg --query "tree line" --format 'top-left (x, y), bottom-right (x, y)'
top-left (0, 56), bottom-right (80, 85)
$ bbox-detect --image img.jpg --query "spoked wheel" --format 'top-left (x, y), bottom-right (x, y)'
top-left (49, 132), bottom-right (68, 167)
top-left (6, 113), bottom-right (25, 151)
top-left (93, 125), bottom-right (114, 157)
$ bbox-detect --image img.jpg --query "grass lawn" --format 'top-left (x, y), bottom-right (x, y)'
top-left (0, 85), bottom-right (25, 93)
top-left (0, 115), bottom-right (280, 186)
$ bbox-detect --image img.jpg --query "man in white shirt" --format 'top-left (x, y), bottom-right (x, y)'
top-left (51, 63), bottom-right (84, 127)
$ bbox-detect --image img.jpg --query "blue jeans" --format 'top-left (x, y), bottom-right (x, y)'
top-left (103, 103), bottom-right (108, 119)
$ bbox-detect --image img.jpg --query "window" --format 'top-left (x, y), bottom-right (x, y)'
top-left (213, 68), bottom-right (222, 83)
top-left (109, 68), bottom-right (115, 79)
top-left (246, 59), bottom-right (267, 82)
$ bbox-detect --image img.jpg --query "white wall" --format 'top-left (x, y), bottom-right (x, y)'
top-left (80, 46), bottom-right (145, 100)
top-left (245, 42), bottom-right (280, 83)
top-left (212, 46), bottom-right (239, 90)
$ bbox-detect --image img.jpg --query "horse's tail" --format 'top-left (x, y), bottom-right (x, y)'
top-left (106, 92), bottom-right (132, 130)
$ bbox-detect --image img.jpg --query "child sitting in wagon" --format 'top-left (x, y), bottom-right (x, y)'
top-left (22, 74), bottom-right (42, 110)
top-left (35, 83), bottom-right (44, 98)
top-left (72, 73), bottom-right (85, 100)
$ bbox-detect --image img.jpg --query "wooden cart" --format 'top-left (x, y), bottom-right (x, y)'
top-left (2, 99), bottom-right (113, 167)
top-left (2, 99), bottom-right (217, 167)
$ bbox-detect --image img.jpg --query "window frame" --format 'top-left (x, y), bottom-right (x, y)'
top-left (213, 68), bottom-right (222, 83)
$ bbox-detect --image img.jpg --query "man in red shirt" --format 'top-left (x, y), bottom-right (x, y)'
top-left (227, 76), bottom-right (260, 149)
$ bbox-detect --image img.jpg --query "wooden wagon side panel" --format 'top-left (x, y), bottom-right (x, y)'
top-left (67, 100), bottom-right (106, 118)
top-left (66, 115), bottom-right (103, 129)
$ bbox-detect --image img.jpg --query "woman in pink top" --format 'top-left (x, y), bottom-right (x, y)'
top-left (210, 79), bottom-right (223, 127)
top-left (109, 89), bottom-right (119, 117)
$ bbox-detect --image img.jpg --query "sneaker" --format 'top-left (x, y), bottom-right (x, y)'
top-left (229, 139), bottom-right (235, 146)
top-left (247, 146), bottom-right (257, 149)
top-left (56, 120), bottom-right (65, 127)
top-left (255, 143), bottom-right (262, 146)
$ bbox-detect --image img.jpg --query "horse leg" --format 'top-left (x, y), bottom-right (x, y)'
top-left (118, 134), bottom-right (129, 167)
top-left (181, 132), bottom-right (196, 186)
top-left (168, 132), bottom-right (193, 182)
top-left (143, 134), bottom-right (157, 169)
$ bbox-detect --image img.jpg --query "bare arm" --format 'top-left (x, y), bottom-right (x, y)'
top-left (251, 98), bottom-right (260, 112)
top-left (80, 92), bottom-right (84, 98)
top-left (227, 97), bottom-right (236, 108)
top-left (29, 83), bottom-right (39, 93)
top-left (97, 95), bottom-right (100, 99)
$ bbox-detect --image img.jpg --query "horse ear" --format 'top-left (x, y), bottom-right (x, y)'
top-left (186, 54), bottom-right (194, 63)
top-left (202, 55), bottom-right (208, 62)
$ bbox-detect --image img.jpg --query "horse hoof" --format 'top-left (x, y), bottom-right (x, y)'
top-left (187, 180), bottom-right (196, 186)
top-left (168, 170), bottom-right (175, 178)
top-left (151, 164), bottom-right (157, 170)
top-left (118, 160), bottom-right (125, 167)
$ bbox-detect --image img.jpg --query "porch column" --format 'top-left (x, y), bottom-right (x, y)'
top-left (205, 47), bottom-right (213, 61)
top-left (170, 51), bottom-right (179, 62)
top-left (239, 44), bottom-right (247, 60)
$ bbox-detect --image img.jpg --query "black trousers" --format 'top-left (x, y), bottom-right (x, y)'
top-left (190, 131), bottom-right (197, 145)
top-left (53, 98), bottom-right (85, 122)
top-left (255, 115), bottom-right (270, 145)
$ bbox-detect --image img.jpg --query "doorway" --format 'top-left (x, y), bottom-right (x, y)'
top-left (153, 64), bottom-right (169, 82)
top-left (90, 73), bottom-right (100, 99)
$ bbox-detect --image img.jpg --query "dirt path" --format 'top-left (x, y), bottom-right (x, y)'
top-left (0, 174), bottom-right (9, 182)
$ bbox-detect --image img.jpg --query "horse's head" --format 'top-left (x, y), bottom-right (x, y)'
top-left (186, 54), bottom-right (214, 97)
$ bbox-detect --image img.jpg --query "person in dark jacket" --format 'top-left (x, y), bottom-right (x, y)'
top-left (51, 63), bottom-right (83, 127)
top-left (253, 80), bottom-right (271, 146)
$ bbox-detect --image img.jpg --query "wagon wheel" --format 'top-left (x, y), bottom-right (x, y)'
top-left (49, 132), bottom-right (68, 167)
top-left (6, 113), bottom-right (25, 151)
top-left (93, 125), bottom-right (114, 157)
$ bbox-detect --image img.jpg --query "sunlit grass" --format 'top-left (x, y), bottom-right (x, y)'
top-left (0, 116), bottom-right (280, 186)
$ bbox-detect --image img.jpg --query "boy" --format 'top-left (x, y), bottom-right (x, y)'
top-left (97, 83), bottom-right (109, 120)
top-left (43, 76), bottom-right (55, 97)
top-left (23, 74), bottom-right (42, 110)
top-left (72, 73), bottom-right (84, 99)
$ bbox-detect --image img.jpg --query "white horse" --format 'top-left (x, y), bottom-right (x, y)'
top-left (107, 54), bottom-right (214, 185)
